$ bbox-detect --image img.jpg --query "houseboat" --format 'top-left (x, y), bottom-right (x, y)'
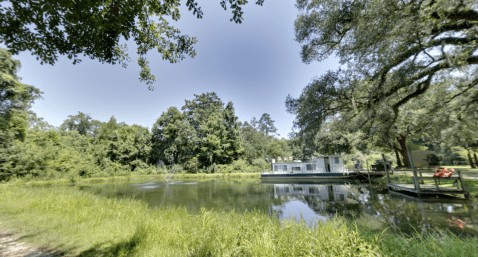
top-left (261, 156), bottom-right (358, 180)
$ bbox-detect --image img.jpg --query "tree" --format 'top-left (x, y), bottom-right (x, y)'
top-left (151, 107), bottom-right (197, 166)
top-left (97, 116), bottom-right (120, 141)
top-left (108, 124), bottom-right (152, 170)
top-left (220, 101), bottom-right (244, 163)
top-left (182, 92), bottom-right (225, 132)
top-left (1, 0), bottom-right (265, 89)
top-left (196, 106), bottom-right (244, 167)
top-left (0, 48), bottom-right (41, 180)
top-left (266, 138), bottom-right (290, 159)
top-left (60, 111), bottom-right (101, 136)
top-left (28, 111), bottom-right (54, 131)
top-left (291, 0), bottom-right (478, 133)
top-left (240, 118), bottom-right (268, 160)
top-left (0, 48), bottom-right (42, 140)
top-left (240, 121), bottom-right (261, 161)
top-left (258, 113), bottom-right (278, 137)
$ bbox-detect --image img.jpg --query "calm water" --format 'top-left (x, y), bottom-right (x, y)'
top-left (77, 179), bottom-right (477, 236)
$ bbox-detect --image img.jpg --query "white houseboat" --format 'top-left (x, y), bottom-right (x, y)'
top-left (261, 156), bottom-right (357, 180)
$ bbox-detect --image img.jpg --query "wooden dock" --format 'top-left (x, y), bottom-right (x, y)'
top-left (383, 152), bottom-right (471, 200)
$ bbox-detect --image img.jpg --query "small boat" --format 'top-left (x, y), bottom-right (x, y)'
top-left (261, 156), bottom-right (358, 180)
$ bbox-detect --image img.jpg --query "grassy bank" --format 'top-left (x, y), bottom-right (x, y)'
top-left (3, 172), bottom-right (261, 187)
top-left (1, 185), bottom-right (477, 256)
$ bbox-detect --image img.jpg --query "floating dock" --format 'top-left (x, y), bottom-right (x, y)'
top-left (383, 152), bottom-right (470, 200)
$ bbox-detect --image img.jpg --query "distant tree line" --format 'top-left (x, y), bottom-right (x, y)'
top-left (0, 48), bottom-right (298, 181)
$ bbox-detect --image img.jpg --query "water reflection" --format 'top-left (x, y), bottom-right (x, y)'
top-left (266, 181), bottom-right (477, 236)
top-left (77, 179), bottom-right (477, 236)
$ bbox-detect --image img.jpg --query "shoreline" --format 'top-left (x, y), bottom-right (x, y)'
top-left (0, 181), bottom-right (477, 256)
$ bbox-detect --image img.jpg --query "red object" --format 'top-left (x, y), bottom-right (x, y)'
top-left (433, 167), bottom-right (448, 177)
top-left (447, 217), bottom-right (470, 229)
top-left (443, 168), bottom-right (456, 178)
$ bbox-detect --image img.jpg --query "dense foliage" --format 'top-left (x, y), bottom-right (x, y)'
top-left (0, 0), bottom-right (264, 89)
top-left (287, 0), bottom-right (478, 166)
top-left (0, 49), bottom-right (297, 181)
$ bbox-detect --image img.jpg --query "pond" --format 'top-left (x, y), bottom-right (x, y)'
top-left (77, 178), bottom-right (478, 237)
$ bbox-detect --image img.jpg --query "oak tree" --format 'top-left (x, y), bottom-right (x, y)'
top-left (1, 0), bottom-right (265, 89)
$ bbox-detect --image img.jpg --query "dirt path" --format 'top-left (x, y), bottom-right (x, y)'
top-left (0, 225), bottom-right (61, 257)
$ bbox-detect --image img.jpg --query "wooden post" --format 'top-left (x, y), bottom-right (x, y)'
top-left (469, 204), bottom-right (475, 224)
top-left (467, 151), bottom-right (475, 168)
top-left (474, 153), bottom-right (478, 167)
top-left (408, 149), bottom-right (421, 197)
top-left (382, 154), bottom-right (391, 185)
top-left (457, 170), bottom-right (470, 199)
top-left (366, 159), bottom-right (371, 181)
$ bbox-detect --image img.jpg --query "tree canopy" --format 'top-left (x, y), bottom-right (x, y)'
top-left (287, 0), bottom-right (478, 162)
top-left (290, 0), bottom-right (478, 128)
top-left (0, 0), bottom-right (265, 89)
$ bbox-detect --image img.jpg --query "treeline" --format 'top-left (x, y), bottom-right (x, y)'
top-left (0, 49), bottom-right (302, 181)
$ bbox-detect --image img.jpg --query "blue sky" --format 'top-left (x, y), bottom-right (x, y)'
top-left (14, 1), bottom-right (339, 138)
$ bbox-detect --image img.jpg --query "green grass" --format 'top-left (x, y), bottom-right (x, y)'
top-left (441, 166), bottom-right (478, 174)
top-left (0, 185), bottom-right (378, 256)
top-left (2, 172), bottom-right (261, 187)
top-left (394, 165), bottom-right (478, 175)
top-left (1, 185), bottom-right (477, 256)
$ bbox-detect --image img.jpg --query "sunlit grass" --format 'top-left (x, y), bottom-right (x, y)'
top-left (0, 185), bottom-right (378, 256)
top-left (1, 184), bottom-right (477, 256)
top-left (2, 173), bottom-right (261, 187)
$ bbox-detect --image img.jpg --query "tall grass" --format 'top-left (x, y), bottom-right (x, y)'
top-left (0, 186), bottom-right (378, 256)
top-left (0, 185), bottom-right (477, 256)
top-left (2, 172), bottom-right (261, 187)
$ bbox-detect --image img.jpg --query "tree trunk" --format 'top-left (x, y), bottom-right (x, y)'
top-left (394, 148), bottom-right (403, 167)
top-left (396, 134), bottom-right (410, 167)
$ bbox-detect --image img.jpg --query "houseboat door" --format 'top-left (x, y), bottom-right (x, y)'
top-left (324, 157), bottom-right (331, 172)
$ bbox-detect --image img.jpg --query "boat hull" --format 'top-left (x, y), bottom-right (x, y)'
top-left (261, 172), bottom-right (358, 180)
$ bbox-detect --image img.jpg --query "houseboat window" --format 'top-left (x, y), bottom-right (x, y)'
top-left (309, 187), bottom-right (317, 194)
top-left (306, 164), bottom-right (316, 171)
top-left (274, 165), bottom-right (288, 171)
top-left (292, 166), bottom-right (301, 171)
top-left (334, 157), bottom-right (340, 164)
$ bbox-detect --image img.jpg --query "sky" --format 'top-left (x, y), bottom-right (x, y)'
top-left (13, 1), bottom-right (339, 138)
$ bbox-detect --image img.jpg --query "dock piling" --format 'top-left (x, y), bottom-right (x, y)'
top-left (382, 154), bottom-right (391, 184)
top-left (407, 149), bottom-right (421, 197)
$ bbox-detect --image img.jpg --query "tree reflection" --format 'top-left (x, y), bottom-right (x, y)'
top-left (267, 181), bottom-right (477, 237)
